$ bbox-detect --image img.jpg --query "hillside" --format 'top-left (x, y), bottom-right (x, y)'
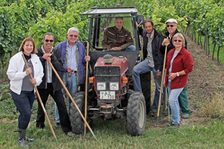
top-left (186, 35), bottom-right (224, 112)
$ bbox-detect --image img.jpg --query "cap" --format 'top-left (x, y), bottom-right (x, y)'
top-left (165, 18), bottom-right (177, 24)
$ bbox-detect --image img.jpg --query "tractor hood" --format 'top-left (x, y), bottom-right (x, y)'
top-left (94, 55), bottom-right (128, 76)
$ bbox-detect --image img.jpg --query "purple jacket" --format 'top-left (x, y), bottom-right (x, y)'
top-left (53, 40), bottom-right (86, 85)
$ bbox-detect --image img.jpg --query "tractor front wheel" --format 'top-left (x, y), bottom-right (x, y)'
top-left (127, 92), bottom-right (146, 136)
top-left (69, 92), bottom-right (84, 134)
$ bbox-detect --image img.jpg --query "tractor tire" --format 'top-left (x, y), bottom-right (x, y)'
top-left (127, 92), bottom-right (146, 136)
top-left (69, 92), bottom-right (84, 134)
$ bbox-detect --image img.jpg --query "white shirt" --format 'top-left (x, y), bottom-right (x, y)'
top-left (7, 51), bottom-right (44, 95)
top-left (41, 46), bottom-right (52, 83)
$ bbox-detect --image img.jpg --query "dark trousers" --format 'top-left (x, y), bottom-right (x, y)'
top-left (36, 83), bottom-right (71, 133)
top-left (10, 90), bottom-right (35, 130)
top-left (178, 87), bottom-right (189, 114)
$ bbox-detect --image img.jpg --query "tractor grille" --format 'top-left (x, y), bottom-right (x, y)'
top-left (95, 66), bottom-right (120, 91)
top-left (95, 66), bottom-right (120, 76)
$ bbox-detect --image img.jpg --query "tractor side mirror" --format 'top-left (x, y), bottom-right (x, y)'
top-left (136, 15), bottom-right (144, 25)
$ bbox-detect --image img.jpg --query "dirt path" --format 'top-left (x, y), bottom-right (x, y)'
top-left (186, 35), bottom-right (224, 112)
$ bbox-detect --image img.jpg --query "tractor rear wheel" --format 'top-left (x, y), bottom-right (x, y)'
top-left (69, 92), bottom-right (84, 134)
top-left (127, 92), bottom-right (146, 136)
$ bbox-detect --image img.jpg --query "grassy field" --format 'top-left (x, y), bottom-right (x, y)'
top-left (0, 83), bottom-right (224, 149)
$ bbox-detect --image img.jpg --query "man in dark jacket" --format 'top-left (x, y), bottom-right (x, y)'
top-left (36, 32), bottom-right (74, 136)
top-left (132, 20), bottom-right (164, 114)
top-left (102, 17), bottom-right (135, 51)
top-left (162, 18), bottom-right (190, 119)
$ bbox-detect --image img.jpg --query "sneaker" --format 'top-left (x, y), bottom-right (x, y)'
top-left (66, 131), bottom-right (76, 137)
top-left (167, 123), bottom-right (180, 128)
top-left (25, 136), bottom-right (34, 142)
top-left (56, 122), bottom-right (61, 127)
top-left (18, 138), bottom-right (29, 148)
top-left (182, 113), bottom-right (189, 119)
top-left (36, 123), bottom-right (45, 129)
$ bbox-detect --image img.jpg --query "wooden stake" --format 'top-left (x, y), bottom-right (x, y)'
top-left (157, 46), bottom-right (168, 117)
top-left (84, 42), bottom-right (90, 135)
top-left (48, 61), bottom-right (97, 140)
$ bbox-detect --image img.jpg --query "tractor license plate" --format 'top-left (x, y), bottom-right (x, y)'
top-left (100, 91), bottom-right (115, 100)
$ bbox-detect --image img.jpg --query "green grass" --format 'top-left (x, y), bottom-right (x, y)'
top-left (1, 115), bottom-right (224, 149)
top-left (1, 91), bottom-right (224, 149)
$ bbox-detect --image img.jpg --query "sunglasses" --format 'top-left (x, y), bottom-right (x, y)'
top-left (45, 39), bottom-right (54, 42)
top-left (69, 35), bottom-right (78, 37)
top-left (174, 40), bottom-right (182, 42)
top-left (167, 25), bottom-right (174, 27)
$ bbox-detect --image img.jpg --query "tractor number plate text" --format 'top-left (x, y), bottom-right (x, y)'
top-left (100, 91), bottom-right (115, 100)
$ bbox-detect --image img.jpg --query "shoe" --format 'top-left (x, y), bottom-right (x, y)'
top-left (182, 113), bottom-right (189, 119)
top-left (163, 110), bottom-right (169, 116)
top-left (167, 123), bottom-right (180, 128)
top-left (18, 129), bottom-right (29, 147)
top-left (18, 138), bottom-right (29, 148)
top-left (36, 123), bottom-right (45, 129)
top-left (66, 131), bottom-right (76, 137)
top-left (150, 110), bottom-right (157, 117)
top-left (25, 136), bottom-right (34, 142)
top-left (56, 122), bottom-right (61, 127)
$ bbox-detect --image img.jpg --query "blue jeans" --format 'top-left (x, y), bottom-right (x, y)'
top-left (132, 59), bottom-right (154, 92)
top-left (167, 86), bottom-right (183, 125)
top-left (125, 45), bottom-right (136, 52)
top-left (10, 90), bottom-right (35, 129)
top-left (55, 72), bottom-right (78, 123)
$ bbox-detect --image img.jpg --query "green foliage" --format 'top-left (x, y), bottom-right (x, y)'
top-left (136, 0), bottom-right (187, 33)
top-left (136, 0), bottom-right (224, 63)
top-left (28, 0), bottom-right (125, 47)
top-left (0, 0), bottom-right (48, 53)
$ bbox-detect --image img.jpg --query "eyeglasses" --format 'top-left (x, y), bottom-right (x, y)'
top-left (167, 25), bottom-right (174, 27)
top-left (174, 40), bottom-right (182, 42)
top-left (69, 35), bottom-right (78, 37)
top-left (45, 39), bottom-right (54, 42)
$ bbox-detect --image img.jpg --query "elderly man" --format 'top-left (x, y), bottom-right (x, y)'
top-left (162, 18), bottom-right (190, 119)
top-left (53, 27), bottom-right (90, 125)
top-left (36, 32), bottom-right (74, 136)
top-left (102, 17), bottom-right (135, 51)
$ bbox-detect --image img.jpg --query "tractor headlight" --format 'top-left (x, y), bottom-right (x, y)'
top-left (110, 82), bottom-right (119, 90)
top-left (97, 82), bottom-right (106, 90)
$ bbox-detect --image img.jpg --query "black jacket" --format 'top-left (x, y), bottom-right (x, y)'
top-left (36, 47), bottom-right (63, 91)
top-left (139, 27), bottom-right (164, 71)
top-left (163, 30), bottom-right (188, 53)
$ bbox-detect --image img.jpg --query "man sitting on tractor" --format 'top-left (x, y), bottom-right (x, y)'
top-left (102, 17), bottom-right (136, 51)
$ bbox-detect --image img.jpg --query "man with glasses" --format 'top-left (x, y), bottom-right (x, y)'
top-left (162, 18), bottom-right (190, 119)
top-left (53, 27), bottom-right (90, 125)
top-left (36, 32), bottom-right (74, 136)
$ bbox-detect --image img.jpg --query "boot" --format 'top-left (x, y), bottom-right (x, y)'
top-left (18, 129), bottom-right (28, 148)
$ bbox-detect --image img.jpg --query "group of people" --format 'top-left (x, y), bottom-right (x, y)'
top-left (103, 16), bottom-right (193, 127)
top-left (6, 16), bottom-right (193, 147)
top-left (7, 27), bottom-right (89, 147)
top-left (133, 18), bottom-right (193, 127)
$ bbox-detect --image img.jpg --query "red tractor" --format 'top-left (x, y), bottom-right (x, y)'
top-left (69, 7), bottom-right (148, 136)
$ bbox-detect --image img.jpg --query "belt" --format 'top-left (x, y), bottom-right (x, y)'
top-left (67, 70), bottom-right (77, 74)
